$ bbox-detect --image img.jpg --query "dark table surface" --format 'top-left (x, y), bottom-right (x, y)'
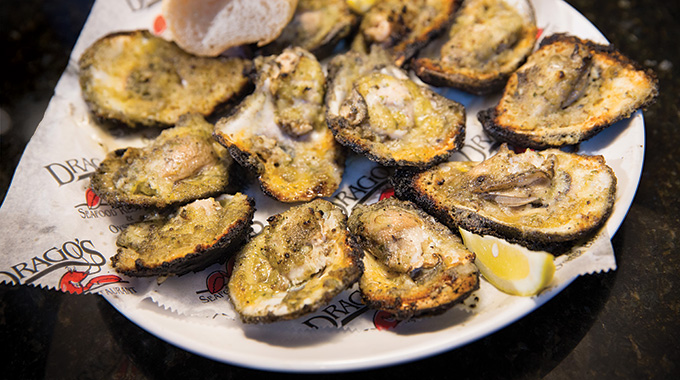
top-left (1, 1), bottom-right (678, 379)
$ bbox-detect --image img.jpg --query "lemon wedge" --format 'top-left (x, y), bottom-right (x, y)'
top-left (347, 0), bottom-right (376, 14)
top-left (459, 228), bottom-right (555, 296)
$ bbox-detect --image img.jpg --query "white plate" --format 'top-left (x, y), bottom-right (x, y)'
top-left (103, 0), bottom-right (644, 373)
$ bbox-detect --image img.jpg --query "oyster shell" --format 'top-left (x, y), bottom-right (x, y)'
top-left (356, 0), bottom-right (458, 66)
top-left (414, 0), bottom-right (537, 95)
top-left (261, 0), bottom-right (358, 57)
top-left (349, 197), bottom-right (478, 320)
top-left (112, 193), bottom-right (254, 277)
top-left (228, 199), bottom-right (362, 323)
top-left (478, 34), bottom-right (658, 148)
top-left (325, 48), bottom-right (466, 168)
top-left (393, 144), bottom-right (617, 253)
top-left (214, 47), bottom-right (345, 202)
top-left (91, 113), bottom-right (235, 208)
top-left (78, 30), bottom-right (251, 128)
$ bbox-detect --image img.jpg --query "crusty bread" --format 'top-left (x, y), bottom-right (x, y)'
top-left (163, 0), bottom-right (298, 57)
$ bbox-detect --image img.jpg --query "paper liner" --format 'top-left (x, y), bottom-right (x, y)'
top-left (0, 0), bottom-right (632, 337)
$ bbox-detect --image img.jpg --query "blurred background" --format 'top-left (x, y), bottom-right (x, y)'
top-left (1, 1), bottom-right (95, 202)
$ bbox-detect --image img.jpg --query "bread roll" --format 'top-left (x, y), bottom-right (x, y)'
top-left (163, 0), bottom-right (298, 56)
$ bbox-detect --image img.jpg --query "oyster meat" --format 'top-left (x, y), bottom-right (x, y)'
top-left (356, 0), bottom-right (458, 66)
top-left (78, 30), bottom-right (251, 128)
top-left (262, 0), bottom-right (358, 57)
top-left (214, 47), bottom-right (345, 202)
top-left (349, 197), bottom-right (478, 320)
top-left (112, 193), bottom-right (255, 277)
top-left (326, 48), bottom-right (466, 168)
top-left (91, 113), bottom-right (236, 208)
top-left (414, 0), bottom-right (537, 95)
top-left (228, 199), bottom-right (362, 323)
top-left (393, 144), bottom-right (617, 253)
top-left (478, 34), bottom-right (658, 148)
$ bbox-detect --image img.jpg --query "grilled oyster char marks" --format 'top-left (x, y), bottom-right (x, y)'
top-left (91, 113), bottom-right (234, 208)
top-left (414, 0), bottom-right (537, 94)
top-left (326, 49), bottom-right (465, 168)
top-left (228, 199), bottom-right (362, 323)
top-left (478, 34), bottom-right (658, 148)
top-left (78, 30), bottom-right (251, 128)
top-left (394, 144), bottom-right (617, 253)
top-left (214, 47), bottom-right (345, 202)
top-left (349, 198), bottom-right (478, 320)
top-left (112, 193), bottom-right (255, 277)
top-left (262, 0), bottom-right (358, 57)
top-left (357, 0), bottom-right (458, 66)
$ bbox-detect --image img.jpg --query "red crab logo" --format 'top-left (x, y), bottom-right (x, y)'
top-left (196, 261), bottom-right (234, 295)
top-left (59, 268), bottom-right (123, 294)
top-left (153, 14), bottom-right (166, 35)
top-left (86, 188), bottom-right (101, 208)
top-left (379, 187), bottom-right (395, 201)
top-left (205, 270), bottom-right (230, 294)
top-left (373, 310), bottom-right (400, 330)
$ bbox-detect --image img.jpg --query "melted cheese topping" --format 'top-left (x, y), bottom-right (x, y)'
top-left (423, 146), bottom-right (616, 234)
top-left (336, 70), bottom-right (465, 164)
top-left (91, 113), bottom-right (232, 208)
top-left (215, 48), bottom-right (344, 202)
top-left (360, 0), bottom-right (457, 65)
top-left (228, 200), bottom-right (360, 323)
top-left (349, 198), bottom-right (478, 319)
top-left (441, 0), bottom-right (528, 71)
top-left (488, 35), bottom-right (658, 147)
top-left (113, 194), bottom-right (252, 272)
top-left (79, 30), bottom-right (250, 127)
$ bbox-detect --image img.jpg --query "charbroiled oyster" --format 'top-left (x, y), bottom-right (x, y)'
top-left (326, 48), bottom-right (466, 168)
top-left (228, 199), bottom-right (362, 323)
top-left (349, 197), bottom-right (478, 320)
top-left (393, 144), bottom-right (617, 253)
top-left (478, 34), bottom-right (658, 148)
top-left (112, 193), bottom-right (254, 277)
top-left (79, 30), bottom-right (251, 128)
top-left (91, 113), bottom-right (236, 208)
top-left (414, 0), bottom-right (537, 94)
top-left (214, 47), bottom-right (345, 202)
top-left (262, 0), bottom-right (358, 57)
top-left (356, 0), bottom-right (458, 66)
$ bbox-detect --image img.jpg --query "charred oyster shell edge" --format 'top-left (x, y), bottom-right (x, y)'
top-left (227, 199), bottom-right (363, 324)
top-left (78, 30), bottom-right (253, 129)
top-left (112, 194), bottom-right (255, 277)
top-left (392, 146), bottom-right (618, 254)
top-left (477, 33), bottom-right (659, 149)
top-left (349, 197), bottom-right (479, 320)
